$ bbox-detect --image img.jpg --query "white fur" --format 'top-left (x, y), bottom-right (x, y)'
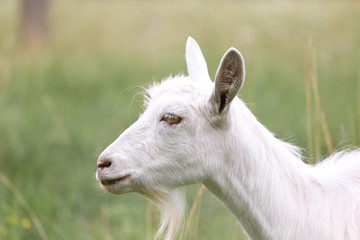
top-left (96, 37), bottom-right (360, 240)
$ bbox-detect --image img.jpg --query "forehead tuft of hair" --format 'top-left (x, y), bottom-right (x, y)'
top-left (143, 74), bottom-right (212, 107)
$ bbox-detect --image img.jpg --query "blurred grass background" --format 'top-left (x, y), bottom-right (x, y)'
top-left (0, 0), bottom-right (359, 239)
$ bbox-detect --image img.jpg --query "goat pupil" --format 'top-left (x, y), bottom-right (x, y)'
top-left (163, 114), bottom-right (180, 124)
top-left (168, 116), bottom-right (177, 123)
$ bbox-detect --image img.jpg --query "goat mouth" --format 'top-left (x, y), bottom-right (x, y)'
top-left (100, 174), bottom-right (132, 186)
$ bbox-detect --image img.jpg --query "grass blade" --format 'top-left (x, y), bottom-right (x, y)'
top-left (0, 172), bottom-right (48, 240)
top-left (305, 39), bottom-right (334, 160)
top-left (183, 184), bottom-right (205, 239)
top-left (304, 40), bottom-right (314, 160)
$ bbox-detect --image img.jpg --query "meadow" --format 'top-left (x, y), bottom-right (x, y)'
top-left (0, 0), bottom-right (359, 239)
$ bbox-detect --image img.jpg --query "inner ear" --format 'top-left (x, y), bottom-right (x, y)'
top-left (212, 48), bottom-right (245, 114)
top-left (219, 94), bottom-right (227, 113)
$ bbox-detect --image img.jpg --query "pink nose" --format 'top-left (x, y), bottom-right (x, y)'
top-left (97, 158), bottom-right (112, 168)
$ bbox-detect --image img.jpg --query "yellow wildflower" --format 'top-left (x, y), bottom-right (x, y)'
top-left (8, 214), bottom-right (18, 225)
top-left (22, 218), bottom-right (32, 229)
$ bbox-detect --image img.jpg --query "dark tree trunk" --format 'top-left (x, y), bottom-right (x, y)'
top-left (20, 0), bottom-right (50, 46)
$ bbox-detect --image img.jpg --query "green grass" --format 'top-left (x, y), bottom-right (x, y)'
top-left (1, 0), bottom-right (359, 239)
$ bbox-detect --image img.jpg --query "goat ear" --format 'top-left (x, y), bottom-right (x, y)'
top-left (186, 36), bottom-right (210, 82)
top-left (210, 48), bottom-right (245, 114)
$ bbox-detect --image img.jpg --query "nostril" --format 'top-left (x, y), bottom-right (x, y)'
top-left (97, 158), bottom-right (112, 168)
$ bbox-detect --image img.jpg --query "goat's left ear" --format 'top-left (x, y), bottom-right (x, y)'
top-left (210, 47), bottom-right (245, 114)
top-left (186, 36), bottom-right (210, 82)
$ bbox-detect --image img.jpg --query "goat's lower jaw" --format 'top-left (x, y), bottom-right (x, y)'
top-left (101, 174), bottom-right (132, 186)
top-left (100, 174), bottom-right (134, 193)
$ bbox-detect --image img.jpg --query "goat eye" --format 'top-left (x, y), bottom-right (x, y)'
top-left (161, 114), bottom-right (181, 125)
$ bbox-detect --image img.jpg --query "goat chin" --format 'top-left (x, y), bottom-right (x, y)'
top-left (140, 188), bottom-right (185, 240)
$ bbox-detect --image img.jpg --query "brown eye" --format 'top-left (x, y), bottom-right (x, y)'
top-left (161, 114), bottom-right (181, 125)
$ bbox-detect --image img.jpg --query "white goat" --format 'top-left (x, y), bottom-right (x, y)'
top-left (96, 37), bottom-right (360, 240)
